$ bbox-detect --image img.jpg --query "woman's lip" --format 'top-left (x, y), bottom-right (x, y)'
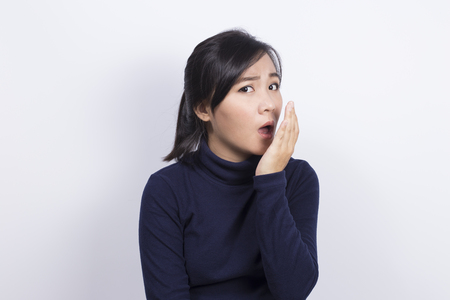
top-left (260, 120), bottom-right (275, 129)
top-left (258, 120), bottom-right (275, 139)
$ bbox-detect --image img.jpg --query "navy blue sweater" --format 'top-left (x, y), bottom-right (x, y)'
top-left (139, 140), bottom-right (319, 299)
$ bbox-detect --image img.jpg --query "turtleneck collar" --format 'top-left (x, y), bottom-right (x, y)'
top-left (195, 139), bottom-right (261, 185)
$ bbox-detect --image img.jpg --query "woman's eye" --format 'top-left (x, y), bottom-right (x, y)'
top-left (239, 86), bottom-right (254, 93)
top-left (269, 83), bottom-right (279, 91)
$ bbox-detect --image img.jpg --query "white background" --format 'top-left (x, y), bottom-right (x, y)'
top-left (1, 0), bottom-right (449, 299)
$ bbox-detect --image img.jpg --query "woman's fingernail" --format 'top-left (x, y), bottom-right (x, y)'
top-left (288, 102), bottom-right (294, 111)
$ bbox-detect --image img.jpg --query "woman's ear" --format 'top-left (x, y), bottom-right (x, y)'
top-left (194, 102), bottom-right (212, 122)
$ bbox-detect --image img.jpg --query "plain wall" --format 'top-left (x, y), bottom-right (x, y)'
top-left (1, 0), bottom-right (449, 299)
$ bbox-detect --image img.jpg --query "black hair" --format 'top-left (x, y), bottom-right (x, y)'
top-left (164, 29), bottom-right (282, 162)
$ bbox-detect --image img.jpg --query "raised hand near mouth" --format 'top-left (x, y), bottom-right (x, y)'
top-left (255, 101), bottom-right (299, 176)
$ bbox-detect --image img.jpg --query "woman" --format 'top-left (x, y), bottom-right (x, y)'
top-left (139, 29), bottom-right (319, 300)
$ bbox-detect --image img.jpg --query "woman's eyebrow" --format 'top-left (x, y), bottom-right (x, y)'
top-left (269, 72), bottom-right (281, 81)
top-left (236, 76), bottom-right (260, 83)
top-left (236, 72), bottom-right (281, 84)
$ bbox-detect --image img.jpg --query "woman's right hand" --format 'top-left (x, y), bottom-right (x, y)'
top-left (255, 101), bottom-right (299, 176)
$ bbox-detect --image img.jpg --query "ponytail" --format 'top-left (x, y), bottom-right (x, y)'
top-left (163, 92), bottom-right (206, 162)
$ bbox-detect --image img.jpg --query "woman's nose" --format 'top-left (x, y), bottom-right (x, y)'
top-left (259, 90), bottom-right (276, 113)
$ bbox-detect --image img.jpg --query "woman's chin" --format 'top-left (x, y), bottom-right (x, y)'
top-left (252, 144), bottom-right (271, 156)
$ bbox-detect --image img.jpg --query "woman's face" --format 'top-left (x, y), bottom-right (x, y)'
top-left (200, 53), bottom-right (283, 162)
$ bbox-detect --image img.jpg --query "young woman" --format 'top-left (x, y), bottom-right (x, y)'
top-left (139, 29), bottom-right (319, 300)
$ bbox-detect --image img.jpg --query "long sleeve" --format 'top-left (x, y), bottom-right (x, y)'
top-left (253, 161), bottom-right (319, 300)
top-left (139, 174), bottom-right (191, 300)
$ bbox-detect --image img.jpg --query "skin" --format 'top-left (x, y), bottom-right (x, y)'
top-left (195, 53), bottom-right (299, 176)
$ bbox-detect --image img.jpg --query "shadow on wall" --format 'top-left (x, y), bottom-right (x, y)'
top-left (304, 138), bottom-right (406, 299)
top-left (64, 58), bottom-right (182, 299)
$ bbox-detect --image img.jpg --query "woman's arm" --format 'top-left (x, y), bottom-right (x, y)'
top-left (254, 163), bottom-right (319, 300)
top-left (254, 101), bottom-right (319, 299)
top-left (139, 174), bottom-right (191, 299)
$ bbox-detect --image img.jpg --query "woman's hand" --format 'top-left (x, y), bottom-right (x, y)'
top-left (255, 101), bottom-right (299, 176)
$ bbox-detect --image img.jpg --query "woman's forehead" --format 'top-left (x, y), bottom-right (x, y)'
top-left (240, 54), bottom-right (278, 78)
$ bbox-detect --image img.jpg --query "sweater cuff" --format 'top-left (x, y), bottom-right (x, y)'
top-left (253, 170), bottom-right (286, 191)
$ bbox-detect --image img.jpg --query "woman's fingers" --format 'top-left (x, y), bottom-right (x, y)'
top-left (255, 102), bottom-right (298, 176)
top-left (288, 104), bottom-right (299, 148)
top-left (280, 101), bottom-right (297, 153)
top-left (273, 102), bottom-right (297, 155)
top-left (275, 120), bottom-right (288, 143)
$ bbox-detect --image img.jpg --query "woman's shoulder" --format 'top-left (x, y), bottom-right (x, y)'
top-left (285, 158), bottom-right (319, 189)
top-left (286, 158), bottom-right (317, 175)
top-left (148, 160), bottom-right (193, 185)
top-left (145, 159), bottom-right (200, 194)
top-left (142, 161), bottom-right (195, 209)
top-left (152, 160), bottom-right (182, 176)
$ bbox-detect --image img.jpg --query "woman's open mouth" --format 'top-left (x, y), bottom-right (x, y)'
top-left (258, 121), bottom-right (275, 139)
